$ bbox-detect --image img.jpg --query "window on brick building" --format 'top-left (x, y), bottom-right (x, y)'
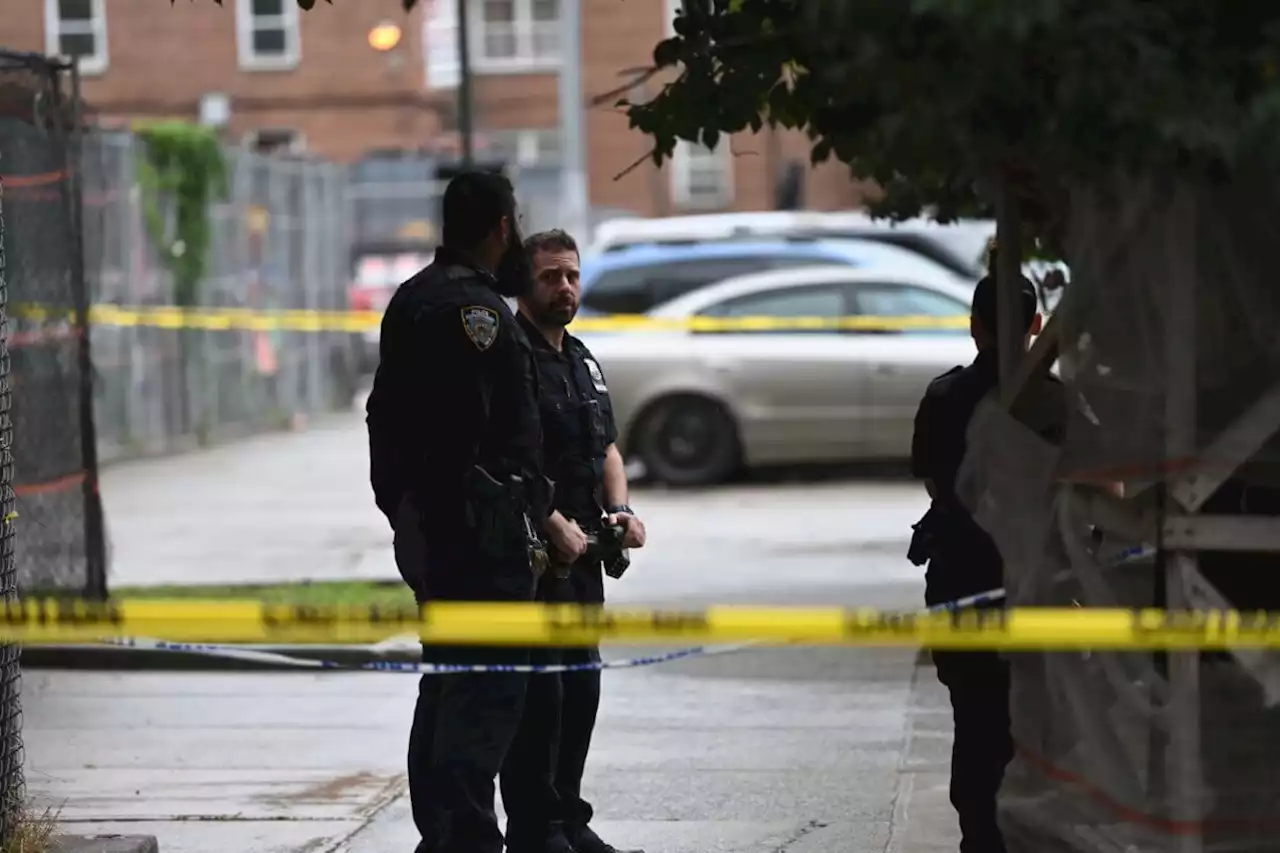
top-left (484, 129), bottom-right (561, 167)
top-left (671, 140), bottom-right (734, 210)
top-left (44, 0), bottom-right (109, 75)
top-left (245, 128), bottom-right (305, 155)
top-left (236, 0), bottom-right (302, 70)
top-left (473, 0), bottom-right (560, 72)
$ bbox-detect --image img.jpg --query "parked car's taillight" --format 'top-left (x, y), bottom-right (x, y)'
top-left (350, 287), bottom-right (374, 312)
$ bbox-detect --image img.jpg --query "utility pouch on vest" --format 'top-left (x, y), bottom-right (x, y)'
top-left (464, 465), bottom-right (549, 578)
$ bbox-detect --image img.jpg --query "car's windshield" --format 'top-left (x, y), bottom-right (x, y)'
top-left (580, 252), bottom-right (843, 315)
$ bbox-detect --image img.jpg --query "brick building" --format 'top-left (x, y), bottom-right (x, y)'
top-left (3, 0), bottom-right (868, 217)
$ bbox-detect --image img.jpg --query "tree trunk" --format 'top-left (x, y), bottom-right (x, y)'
top-left (994, 177), bottom-right (1026, 395)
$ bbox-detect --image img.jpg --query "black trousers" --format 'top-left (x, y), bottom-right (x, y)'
top-left (397, 510), bottom-right (534, 853)
top-left (499, 644), bottom-right (603, 848)
top-left (500, 559), bottom-right (605, 851)
top-left (410, 647), bottom-right (531, 853)
top-left (556, 645), bottom-right (603, 830)
top-left (932, 650), bottom-right (1014, 853)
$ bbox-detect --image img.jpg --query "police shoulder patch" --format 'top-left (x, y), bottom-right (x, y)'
top-left (584, 357), bottom-right (608, 393)
top-left (461, 305), bottom-right (500, 351)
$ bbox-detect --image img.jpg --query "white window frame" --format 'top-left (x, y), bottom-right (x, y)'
top-left (44, 0), bottom-right (109, 76)
top-left (236, 0), bottom-right (303, 72)
top-left (671, 139), bottom-right (734, 210)
top-left (471, 0), bottom-right (562, 74)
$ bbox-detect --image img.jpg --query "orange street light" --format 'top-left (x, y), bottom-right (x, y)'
top-left (368, 21), bottom-right (403, 52)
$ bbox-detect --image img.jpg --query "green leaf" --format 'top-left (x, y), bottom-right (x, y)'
top-left (134, 120), bottom-right (227, 307)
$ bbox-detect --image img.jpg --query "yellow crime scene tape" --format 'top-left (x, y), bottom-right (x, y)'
top-left (7, 303), bottom-right (969, 334)
top-left (4, 600), bottom-right (1280, 649)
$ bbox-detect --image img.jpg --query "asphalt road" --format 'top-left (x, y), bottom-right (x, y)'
top-left (24, 410), bottom-right (958, 853)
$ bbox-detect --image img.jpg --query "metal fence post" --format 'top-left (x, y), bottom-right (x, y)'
top-left (118, 134), bottom-right (144, 457)
top-left (305, 166), bottom-right (323, 415)
top-left (227, 147), bottom-right (257, 428)
top-left (62, 62), bottom-right (107, 601)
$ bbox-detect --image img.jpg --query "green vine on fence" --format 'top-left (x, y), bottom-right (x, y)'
top-left (135, 120), bottom-right (227, 308)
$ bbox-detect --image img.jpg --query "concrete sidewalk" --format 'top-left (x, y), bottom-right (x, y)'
top-left (890, 657), bottom-right (960, 853)
top-left (98, 415), bottom-right (392, 589)
top-left (25, 650), bottom-right (960, 853)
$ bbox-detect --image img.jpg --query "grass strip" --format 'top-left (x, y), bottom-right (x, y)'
top-left (109, 580), bottom-right (415, 609)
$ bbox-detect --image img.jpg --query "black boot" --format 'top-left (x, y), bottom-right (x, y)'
top-left (566, 825), bottom-right (644, 853)
top-left (507, 822), bottom-right (576, 853)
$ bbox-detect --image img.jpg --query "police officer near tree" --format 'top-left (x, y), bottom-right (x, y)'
top-left (365, 170), bottom-right (551, 853)
top-left (499, 229), bottom-right (647, 853)
top-left (908, 252), bottom-right (1062, 853)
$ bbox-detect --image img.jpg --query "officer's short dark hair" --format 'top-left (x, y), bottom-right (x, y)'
top-left (441, 171), bottom-right (517, 251)
top-left (971, 273), bottom-right (1038, 336)
top-left (523, 229), bottom-right (579, 259)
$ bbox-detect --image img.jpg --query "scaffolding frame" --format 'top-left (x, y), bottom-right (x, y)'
top-left (989, 186), bottom-right (1280, 850)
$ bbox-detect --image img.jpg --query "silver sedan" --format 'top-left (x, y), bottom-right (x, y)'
top-left (571, 265), bottom-right (980, 486)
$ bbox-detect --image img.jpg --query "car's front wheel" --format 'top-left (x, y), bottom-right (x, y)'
top-left (633, 394), bottom-right (740, 487)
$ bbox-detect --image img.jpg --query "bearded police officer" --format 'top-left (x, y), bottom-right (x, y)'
top-left (499, 230), bottom-right (647, 853)
top-left (365, 171), bottom-right (551, 853)
top-left (909, 265), bottom-right (1065, 853)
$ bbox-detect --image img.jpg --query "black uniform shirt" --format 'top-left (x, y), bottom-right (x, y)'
top-left (912, 348), bottom-right (1066, 606)
top-left (911, 349), bottom-right (1007, 606)
top-left (366, 247), bottom-right (546, 543)
top-left (519, 312), bottom-right (619, 603)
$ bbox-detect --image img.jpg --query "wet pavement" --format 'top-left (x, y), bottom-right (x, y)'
top-left (24, 410), bottom-right (962, 853)
top-left (96, 412), bottom-right (928, 600)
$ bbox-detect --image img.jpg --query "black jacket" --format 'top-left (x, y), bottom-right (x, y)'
top-left (365, 246), bottom-right (547, 536)
top-left (911, 349), bottom-right (1066, 605)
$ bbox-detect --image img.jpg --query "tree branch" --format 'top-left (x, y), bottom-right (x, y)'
top-left (590, 66), bottom-right (664, 108)
top-left (612, 148), bottom-right (659, 182)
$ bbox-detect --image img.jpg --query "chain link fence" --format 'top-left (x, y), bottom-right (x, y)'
top-left (0, 167), bottom-right (21, 846)
top-left (0, 47), bottom-right (107, 843)
top-left (0, 48), bottom-right (105, 603)
top-left (0, 154), bottom-right (20, 850)
top-left (83, 133), bottom-right (357, 464)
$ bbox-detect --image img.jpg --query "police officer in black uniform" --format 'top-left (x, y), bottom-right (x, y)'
top-left (365, 171), bottom-right (550, 853)
top-left (909, 268), bottom-right (1056, 853)
top-left (498, 230), bottom-right (647, 853)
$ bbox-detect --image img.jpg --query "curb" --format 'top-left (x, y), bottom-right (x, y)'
top-left (21, 644), bottom-right (419, 672)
